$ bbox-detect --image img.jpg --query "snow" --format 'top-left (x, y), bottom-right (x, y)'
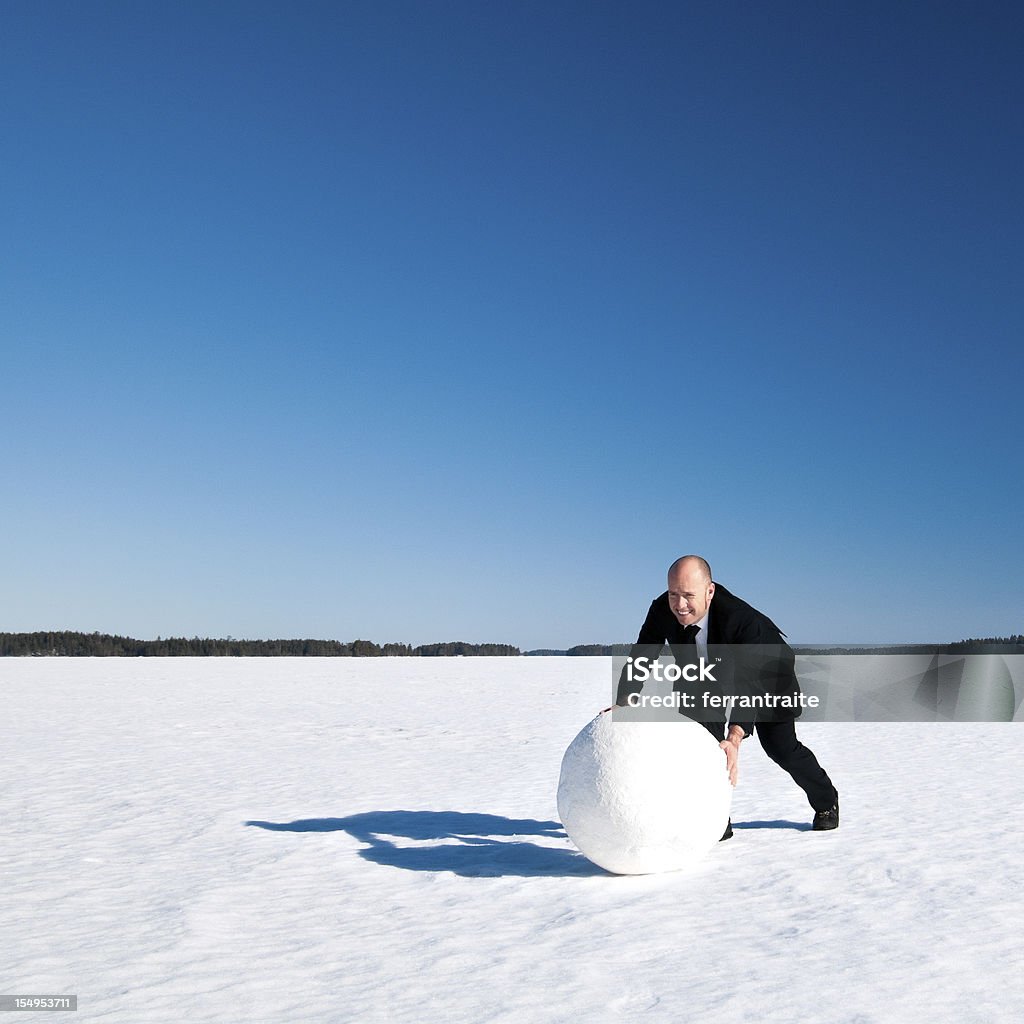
top-left (557, 714), bottom-right (731, 874)
top-left (3, 657), bottom-right (1023, 1023)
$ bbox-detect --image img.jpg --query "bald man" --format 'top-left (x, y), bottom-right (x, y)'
top-left (613, 556), bottom-right (839, 835)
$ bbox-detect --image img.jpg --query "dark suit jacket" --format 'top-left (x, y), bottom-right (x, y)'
top-left (615, 582), bottom-right (803, 733)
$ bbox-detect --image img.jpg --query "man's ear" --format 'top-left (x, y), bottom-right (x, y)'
top-left (707, 582), bottom-right (716, 601)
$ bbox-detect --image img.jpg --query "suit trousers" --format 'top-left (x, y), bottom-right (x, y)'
top-left (701, 719), bottom-right (838, 812)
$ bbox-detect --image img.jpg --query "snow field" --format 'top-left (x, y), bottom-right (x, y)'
top-left (3, 658), bottom-right (1022, 1023)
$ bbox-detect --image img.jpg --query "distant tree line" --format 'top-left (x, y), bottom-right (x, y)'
top-left (0, 632), bottom-right (520, 657)
top-left (523, 645), bottom-right (633, 656)
top-left (4, 631), bottom-right (1019, 659)
top-left (566, 644), bottom-right (633, 656)
top-left (526, 639), bottom-right (1024, 656)
top-left (947, 635), bottom-right (1024, 652)
top-left (793, 639), bottom-right (1024, 655)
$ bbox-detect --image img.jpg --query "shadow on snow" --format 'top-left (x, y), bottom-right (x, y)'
top-left (733, 819), bottom-right (813, 832)
top-left (245, 809), bottom-right (608, 877)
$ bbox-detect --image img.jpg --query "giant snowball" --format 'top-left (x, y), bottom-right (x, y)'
top-left (557, 713), bottom-right (732, 874)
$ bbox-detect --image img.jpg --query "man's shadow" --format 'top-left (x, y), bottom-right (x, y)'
top-left (734, 819), bottom-right (813, 832)
top-left (246, 810), bottom-right (608, 877)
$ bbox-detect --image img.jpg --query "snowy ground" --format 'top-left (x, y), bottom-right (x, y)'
top-left (4, 658), bottom-right (1022, 1023)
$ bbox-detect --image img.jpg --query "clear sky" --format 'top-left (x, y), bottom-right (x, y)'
top-left (2, 1), bottom-right (1021, 648)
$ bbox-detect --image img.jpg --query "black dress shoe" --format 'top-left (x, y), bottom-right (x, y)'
top-left (719, 819), bottom-right (734, 841)
top-left (812, 799), bottom-right (839, 831)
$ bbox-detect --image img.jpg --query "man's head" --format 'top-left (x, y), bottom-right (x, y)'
top-left (667, 555), bottom-right (715, 626)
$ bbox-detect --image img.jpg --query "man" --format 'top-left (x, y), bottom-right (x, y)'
top-left (612, 555), bottom-right (839, 834)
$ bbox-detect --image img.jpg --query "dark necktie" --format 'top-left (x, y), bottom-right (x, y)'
top-left (681, 624), bottom-right (699, 644)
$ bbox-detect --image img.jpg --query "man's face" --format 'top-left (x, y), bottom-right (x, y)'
top-left (667, 564), bottom-right (715, 625)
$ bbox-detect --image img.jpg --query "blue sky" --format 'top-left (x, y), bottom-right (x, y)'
top-left (2, 1), bottom-right (1021, 648)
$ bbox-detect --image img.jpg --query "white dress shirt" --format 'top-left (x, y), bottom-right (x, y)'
top-left (692, 609), bottom-right (710, 661)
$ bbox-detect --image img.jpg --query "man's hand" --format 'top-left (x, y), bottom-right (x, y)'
top-left (720, 726), bottom-right (745, 786)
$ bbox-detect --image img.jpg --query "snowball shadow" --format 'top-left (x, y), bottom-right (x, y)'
top-left (246, 810), bottom-right (607, 877)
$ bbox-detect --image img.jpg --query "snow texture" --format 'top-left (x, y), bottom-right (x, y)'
top-left (557, 714), bottom-right (732, 873)
top-left (3, 657), bottom-right (1024, 1024)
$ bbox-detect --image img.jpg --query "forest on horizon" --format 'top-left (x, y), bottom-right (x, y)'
top-left (1, 631), bottom-right (1021, 658)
